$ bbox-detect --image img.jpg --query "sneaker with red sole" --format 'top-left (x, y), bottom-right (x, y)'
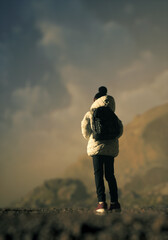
top-left (95, 202), bottom-right (108, 214)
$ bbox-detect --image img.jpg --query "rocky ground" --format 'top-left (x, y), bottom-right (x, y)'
top-left (0, 208), bottom-right (168, 240)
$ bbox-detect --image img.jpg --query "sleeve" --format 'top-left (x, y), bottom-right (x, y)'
top-left (117, 119), bottom-right (124, 138)
top-left (81, 111), bottom-right (92, 140)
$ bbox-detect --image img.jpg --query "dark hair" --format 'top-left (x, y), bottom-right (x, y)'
top-left (94, 86), bottom-right (107, 101)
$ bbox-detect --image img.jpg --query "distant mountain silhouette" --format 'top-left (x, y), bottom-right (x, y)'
top-left (116, 102), bottom-right (168, 186)
top-left (13, 178), bottom-right (90, 208)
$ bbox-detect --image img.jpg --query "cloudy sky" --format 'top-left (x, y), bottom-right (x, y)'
top-left (0, 0), bottom-right (168, 206)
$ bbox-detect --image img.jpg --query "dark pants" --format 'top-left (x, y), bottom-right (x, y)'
top-left (92, 155), bottom-right (119, 203)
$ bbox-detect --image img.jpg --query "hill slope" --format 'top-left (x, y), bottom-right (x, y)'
top-left (116, 102), bottom-right (168, 185)
top-left (13, 178), bottom-right (90, 208)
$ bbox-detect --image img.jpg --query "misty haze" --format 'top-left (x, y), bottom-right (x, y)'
top-left (0, 1), bottom-right (168, 239)
top-left (0, 0), bottom-right (168, 208)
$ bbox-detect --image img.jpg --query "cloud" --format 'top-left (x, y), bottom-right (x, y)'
top-left (115, 50), bottom-right (161, 91)
top-left (38, 22), bottom-right (65, 47)
top-left (152, 70), bottom-right (168, 100)
top-left (116, 69), bottom-right (168, 122)
top-left (81, 0), bottom-right (168, 57)
top-left (1, 0), bottom-right (167, 122)
top-left (39, 19), bottom-right (136, 90)
top-left (0, 0), bottom-right (71, 122)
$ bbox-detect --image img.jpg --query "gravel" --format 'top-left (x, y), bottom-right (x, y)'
top-left (0, 208), bottom-right (168, 240)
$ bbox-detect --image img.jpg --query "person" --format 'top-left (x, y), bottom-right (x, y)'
top-left (81, 86), bottom-right (123, 213)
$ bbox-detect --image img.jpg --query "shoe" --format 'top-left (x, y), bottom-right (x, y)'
top-left (95, 202), bottom-right (107, 214)
top-left (108, 202), bottom-right (121, 212)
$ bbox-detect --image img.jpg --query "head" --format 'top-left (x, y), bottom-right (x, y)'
top-left (93, 86), bottom-right (107, 101)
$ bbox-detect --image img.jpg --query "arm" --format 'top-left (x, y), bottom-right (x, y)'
top-left (81, 111), bottom-right (92, 140)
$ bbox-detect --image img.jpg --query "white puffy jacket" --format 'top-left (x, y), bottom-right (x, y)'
top-left (81, 95), bottom-right (123, 157)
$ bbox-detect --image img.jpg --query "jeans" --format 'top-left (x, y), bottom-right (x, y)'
top-left (92, 155), bottom-right (119, 203)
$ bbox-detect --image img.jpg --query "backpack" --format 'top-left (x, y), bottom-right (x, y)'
top-left (92, 106), bottom-right (120, 141)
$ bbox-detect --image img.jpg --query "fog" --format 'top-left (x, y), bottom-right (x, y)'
top-left (0, 0), bottom-right (167, 206)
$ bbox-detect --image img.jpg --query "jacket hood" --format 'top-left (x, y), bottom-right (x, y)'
top-left (90, 95), bottom-right (115, 112)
